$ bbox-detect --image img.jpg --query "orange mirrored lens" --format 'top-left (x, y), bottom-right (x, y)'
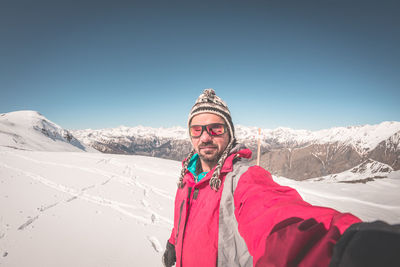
top-left (207, 124), bottom-right (224, 135)
top-left (190, 125), bottom-right (202, 136)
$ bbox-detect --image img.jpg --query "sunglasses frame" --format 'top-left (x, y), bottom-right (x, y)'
top-left (189, 123), bottom-right (227, 138)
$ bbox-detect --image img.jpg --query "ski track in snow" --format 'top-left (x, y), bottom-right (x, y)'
top-left (0, 159), bottom-right (173, 231)
top-left (7, 152), bottom-right (175, 201)
top-left (17, 215), bottom-right (39, 231)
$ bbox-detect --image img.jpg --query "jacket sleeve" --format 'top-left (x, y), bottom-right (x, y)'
top-left (233, 166), bottom-right (362, 267)
top-left (168, 193), bottom-right (178, 245)
top-left (168, 227), bottom-right (176, 245)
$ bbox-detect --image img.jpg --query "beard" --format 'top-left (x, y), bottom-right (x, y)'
top-left (197, 142), bottom-right (224, 165)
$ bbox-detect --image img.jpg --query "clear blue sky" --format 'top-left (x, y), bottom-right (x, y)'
top-left (1, 0), bottom-right (399, 130)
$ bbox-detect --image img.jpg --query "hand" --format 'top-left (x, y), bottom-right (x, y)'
top-left (330, 221), bottom-right (400, 267)
top-left (162, 241), bottom-right (176, 267)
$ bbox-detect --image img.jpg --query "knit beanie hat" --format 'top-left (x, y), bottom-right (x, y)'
top-left (178, 89), bottom-right (236, 191)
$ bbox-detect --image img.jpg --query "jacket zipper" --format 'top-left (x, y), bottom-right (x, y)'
top-left (180, 186), bottom-right (193, 267)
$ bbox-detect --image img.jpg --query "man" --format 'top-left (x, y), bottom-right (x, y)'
top-left (162, 89), bottom-right (400, 267)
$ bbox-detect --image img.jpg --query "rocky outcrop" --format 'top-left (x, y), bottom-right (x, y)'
top-left (368, 131), bottom-right (400, 170)
top-left (257, 143), bottom-right (363, 180)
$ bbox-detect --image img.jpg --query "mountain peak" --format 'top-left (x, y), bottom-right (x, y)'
top-left (0, 110), bottom-right (96, 152)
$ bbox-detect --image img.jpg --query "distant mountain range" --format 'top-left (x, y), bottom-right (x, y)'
top-left (71, 118), bottom-right (400, 181)
top-left (1, 110), bottom-right (399, 182)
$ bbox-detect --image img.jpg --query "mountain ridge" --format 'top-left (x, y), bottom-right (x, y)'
top-left (71, 120), bottom-right (400, 180)
top-left (73, 121), bottom-right (400, 153)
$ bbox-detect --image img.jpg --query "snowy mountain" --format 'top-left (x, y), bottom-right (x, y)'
top-left (0, 111), bottom-right (97, 152)
top-left (73, 122), bottom-right (400, 155)
top-left (72, 125), bottom-right (191, 160)
top-left (252, 122), bottom-right (400, 154)
top-left (1, 110), bottom-right (398, 182)
top-left (1, 149), bottom-right (399, 266)
top-left (72, 121), bottom-right (400, 180)
top-left (257, 124), bottom-right (400, 180)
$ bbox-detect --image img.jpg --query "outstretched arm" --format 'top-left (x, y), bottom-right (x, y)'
top-left (234, 166), bottom-right (361, 266)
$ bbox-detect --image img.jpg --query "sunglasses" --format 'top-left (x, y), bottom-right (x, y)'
top-left (189, 123), bottom-right (227, 138)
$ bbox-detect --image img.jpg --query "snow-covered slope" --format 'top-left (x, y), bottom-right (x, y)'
top-left (274, 170), bottom-right (400, 224)
top-left (0, 149), bottom-right (399, 266)
top-left (0, 111), bottom-right (97, 152)
top-left (0, 149), bottom-right (177, 266)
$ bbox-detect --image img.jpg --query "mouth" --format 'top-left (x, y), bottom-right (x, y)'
top-left (199, 146), bottom-right (217, 150)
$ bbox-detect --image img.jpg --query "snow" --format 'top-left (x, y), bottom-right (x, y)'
top-left (1, 148), bottom-right (400, 266)
top-left (0, 149), bottom-right (179, 266)
top-left (0, 111), bottom-right (97, 153)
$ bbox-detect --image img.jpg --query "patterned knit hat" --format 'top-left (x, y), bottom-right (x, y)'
top-left (178, 89), bottom-right (236, 191)
top-left (188, 89), bottom-right (235, 139)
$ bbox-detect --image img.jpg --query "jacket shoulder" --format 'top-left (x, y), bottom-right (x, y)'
top-left (227, 158), bottom-right (252, 191)
top-left (235, 161), bottom-right (275, 186)
top-left (228, 159), bottom-right (274, 191)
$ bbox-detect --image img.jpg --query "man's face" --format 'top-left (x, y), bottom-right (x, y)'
top-left (190, 113), bottom-right (230, 166)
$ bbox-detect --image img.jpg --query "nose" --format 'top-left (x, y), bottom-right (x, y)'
top-left (199, 128), bottom-right (212, 142)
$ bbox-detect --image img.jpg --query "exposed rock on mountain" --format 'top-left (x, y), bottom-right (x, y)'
top-left (368, 131), bottom-right (400, 170)
top-left (258, 143), bottom-right (363, 180)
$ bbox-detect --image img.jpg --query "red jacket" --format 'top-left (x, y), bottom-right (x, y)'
top-left (168, 148), bottom-right (361, 267)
